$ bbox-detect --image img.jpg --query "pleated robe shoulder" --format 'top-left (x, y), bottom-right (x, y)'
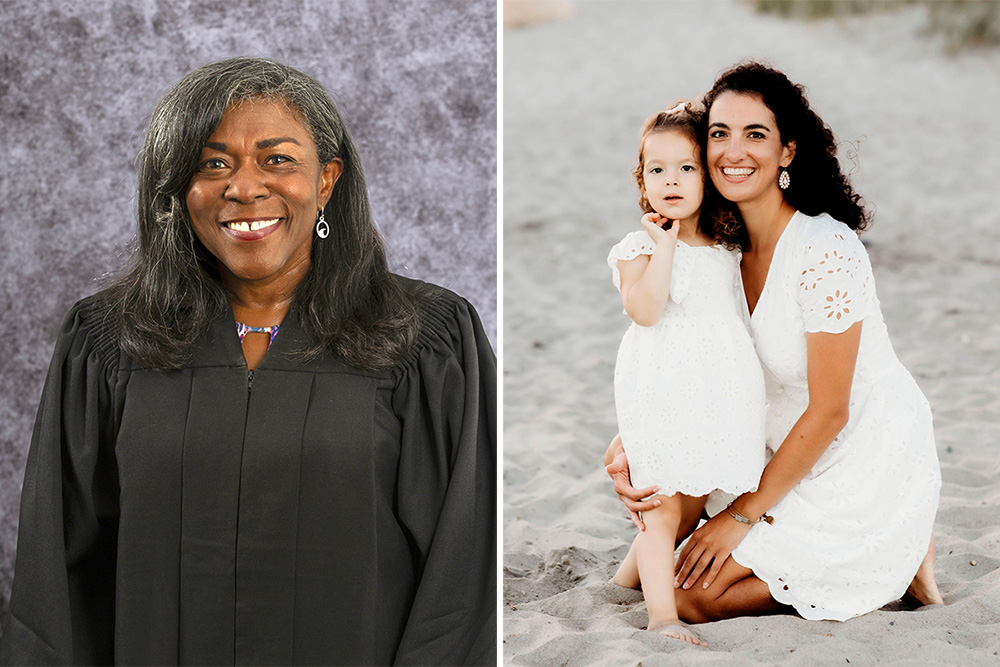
top-left (0, 280), bottom-right (496, 666)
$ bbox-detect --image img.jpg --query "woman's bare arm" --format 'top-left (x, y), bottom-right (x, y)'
top-left (732, 322), bottom-right (860, 519)
top-left (674, 321), bottom-right (862, 589)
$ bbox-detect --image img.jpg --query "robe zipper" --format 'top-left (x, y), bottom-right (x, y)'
top-left (235, 367), bottom-right (254, 655)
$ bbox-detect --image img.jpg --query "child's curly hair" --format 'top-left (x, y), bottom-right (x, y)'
top-left (634, 100), bottom-right (739, 249)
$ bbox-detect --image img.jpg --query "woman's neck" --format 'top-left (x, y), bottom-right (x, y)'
top-left (219, 261), bottom-right (307, 326)
top-left (738, 190), bottom-right (797, 252)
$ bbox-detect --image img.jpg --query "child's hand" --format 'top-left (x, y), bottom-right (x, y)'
top-left (641, 212), bottom-right (680, 246)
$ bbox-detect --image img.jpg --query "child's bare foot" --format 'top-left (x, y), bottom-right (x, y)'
top-left (648, 619), bottom-right (707, 647)
top-left (905, 537), bottom-right (944, 607)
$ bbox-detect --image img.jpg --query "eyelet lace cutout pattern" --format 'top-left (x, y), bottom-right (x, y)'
top-left (607, 230), bottom-right (692, 304)
top-left (726, 212), bottom-right (940, 622)
top-left (608, 228), bottom-right (766, 498)
top-left (822, 289), bottom-right (852, 321)
top-left (795, 230), bottom-right (872, 334)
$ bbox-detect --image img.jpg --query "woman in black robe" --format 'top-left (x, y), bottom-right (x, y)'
top-left (0, 57), bottom-right (496, 666)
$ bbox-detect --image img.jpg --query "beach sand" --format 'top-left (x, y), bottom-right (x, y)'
top-left (503, 1), bottom-right (1000, 664)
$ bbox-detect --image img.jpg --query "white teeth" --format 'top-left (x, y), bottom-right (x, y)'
top-left (723, 167), bottom-right (754, 176)
top-left (227, 218), bottom-right (279, 232)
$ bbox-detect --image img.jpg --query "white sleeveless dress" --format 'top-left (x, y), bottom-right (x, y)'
top-left (708, 211), bottom-right (942, 621)
top-left (608, 231), bottom-right (766, 497)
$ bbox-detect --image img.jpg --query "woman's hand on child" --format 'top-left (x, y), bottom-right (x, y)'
top-left (673, 511), bottom-right (753, 590)
top-left (605, 438), bottom-right (660, 531)
top-left (640, 212), bottom-right (679, 246)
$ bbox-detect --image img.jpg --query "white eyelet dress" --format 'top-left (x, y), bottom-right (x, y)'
top-left (711, 211), bottom-right (942, 621)
top-left (608, 231), bottom-right (766, 498)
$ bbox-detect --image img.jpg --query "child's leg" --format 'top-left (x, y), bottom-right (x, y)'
top-left (638, 493), bottom-right (708, 647)
top-left (612, 493), bottom-right (707, 589)
top-left (611, 536), bottom-right (641, 589)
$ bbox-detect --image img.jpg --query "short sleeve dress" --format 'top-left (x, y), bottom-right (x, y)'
top-left (715, 211), bottom-right (942, 621)
top-left (0, 278), bottom-right (496, 666)
top-left (608, 230), bottom-right (766, 497)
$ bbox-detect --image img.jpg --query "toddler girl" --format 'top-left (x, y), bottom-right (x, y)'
top-left (607, 101), bottom-right (765, 647)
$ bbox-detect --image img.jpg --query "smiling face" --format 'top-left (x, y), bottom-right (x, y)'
top-left (640, 130), bottom-right (703, 223)
top-left (185, 98), bottom-right (341, 288)
top-left (706, 91), bottom-right (795, 207)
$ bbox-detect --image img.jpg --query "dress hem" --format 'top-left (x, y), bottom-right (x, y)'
top-left (640, 481), bottom-right (760, 500)
top-left (729, 549), bottom-right (910, 622)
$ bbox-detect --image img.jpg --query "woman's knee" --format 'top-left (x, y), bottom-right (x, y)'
top-left (676, 570), bottom-right (782, 623)
top-left (675, 585), bottom-right (718, 624)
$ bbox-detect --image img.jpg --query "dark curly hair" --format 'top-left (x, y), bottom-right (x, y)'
top-left (633, 100), bottom-right (739, 248)
top-left (100, 57), bottom-right (423, 370)
top-left (703, 62), bottom-right (871, 247)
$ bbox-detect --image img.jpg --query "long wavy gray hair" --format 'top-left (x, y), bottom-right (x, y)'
top-left (105, 57), bottom-right (421, 370)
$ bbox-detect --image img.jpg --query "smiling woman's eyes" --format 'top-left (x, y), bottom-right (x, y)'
top-left (708, 129), bottom-right (766, 140)
top-left (265, 154), bottom-right (295, 166)
top-left (198, 157), bottom-right (227, 171)
top-left (195, 154), bottom-right (297, 172)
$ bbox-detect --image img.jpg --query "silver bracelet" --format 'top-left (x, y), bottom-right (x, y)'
top-left (726, 501), bottom-right (774, 525)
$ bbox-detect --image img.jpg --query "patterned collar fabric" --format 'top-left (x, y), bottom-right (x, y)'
top-left (235, 322), bottom-right (282, 348)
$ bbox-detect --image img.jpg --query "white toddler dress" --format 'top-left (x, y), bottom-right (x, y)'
top-left (709, 211), bottom-right (942, 621)
top-left (608, 230), bottom-right (765, 497)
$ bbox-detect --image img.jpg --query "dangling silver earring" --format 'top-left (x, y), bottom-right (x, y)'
top-left (778, 167), bottom-right (791, 190)
top-left (315, 210), bottom-right (329, 239)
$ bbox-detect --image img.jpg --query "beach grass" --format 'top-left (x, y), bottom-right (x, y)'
top-left (752, 0), bottom-right (1000, 51)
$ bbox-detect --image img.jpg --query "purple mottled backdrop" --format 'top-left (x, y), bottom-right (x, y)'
top-left (0, 0), bottom-right (497, 628)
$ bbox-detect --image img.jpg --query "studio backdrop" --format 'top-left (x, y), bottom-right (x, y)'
top-left (0, 0), bottom-right (497, 627)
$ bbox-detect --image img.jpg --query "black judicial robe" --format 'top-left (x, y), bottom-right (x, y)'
top-left (0, 282), bottom-right (496, 666)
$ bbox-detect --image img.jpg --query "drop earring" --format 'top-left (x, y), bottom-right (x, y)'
top-left (778, 167), bottom-right (791, 190)
top-left (315, 210), bottom-right (330, 239)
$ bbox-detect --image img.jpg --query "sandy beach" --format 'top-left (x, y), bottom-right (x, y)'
top-left (503, 1), bottom-right (1000, 664)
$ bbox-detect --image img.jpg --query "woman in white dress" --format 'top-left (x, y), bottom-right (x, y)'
top-left (605, 62), bottom-right (943, 622)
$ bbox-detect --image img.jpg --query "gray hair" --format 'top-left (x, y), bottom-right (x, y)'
top-left (109, 57), bottom-right (421, 370)
top-left (141, 57), bottom-right (346, 235)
